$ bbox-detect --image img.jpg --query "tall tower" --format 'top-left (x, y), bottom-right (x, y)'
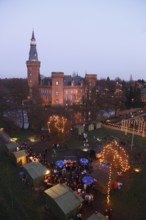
top-left (26, 31), bottom-right (40, 99)
top-left (52, 72), bottom-right (64, 105)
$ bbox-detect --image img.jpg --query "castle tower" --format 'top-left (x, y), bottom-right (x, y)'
top-left (85, 74), bottom-right (97, 87)
top-left (26, 31), bottom-right (40, 98)
top-left (51, 72), bottom-right (64, 105)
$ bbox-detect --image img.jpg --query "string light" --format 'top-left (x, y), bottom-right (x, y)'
top-left (48, 115), bottom-right (67, 134)
top-left (107, 165), bottom-right (112, 206)
top-left (100, 140), bottom-right (130, 206)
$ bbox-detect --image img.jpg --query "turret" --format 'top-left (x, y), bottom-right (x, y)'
top-left (26, 31), bottom-right (40, 98)
top-left (29, 31), bottom-right (38, 61)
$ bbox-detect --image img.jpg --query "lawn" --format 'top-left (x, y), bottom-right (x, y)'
top-left (0, 127), bottom-right (146, 220)
top-left (88, 128), bottom-right (146, 220)
top-left (0, 140), bottom-right (45, 220)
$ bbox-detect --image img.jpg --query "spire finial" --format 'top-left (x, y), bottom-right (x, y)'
top-left (29, 31), bottom-right (38, 61)
top-left (31, 30), bottom-right (35, 41)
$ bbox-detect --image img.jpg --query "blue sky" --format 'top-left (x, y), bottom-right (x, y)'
top-left (0, 0), bottom-right (146, 80)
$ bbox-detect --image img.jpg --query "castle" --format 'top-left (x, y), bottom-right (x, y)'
top-left (26, 32), bottom-right (97, 106)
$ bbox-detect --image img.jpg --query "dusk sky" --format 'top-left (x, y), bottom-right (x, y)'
top-left (0, 0), bottom-right (146, 80)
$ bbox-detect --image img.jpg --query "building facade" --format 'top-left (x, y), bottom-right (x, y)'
top-left (26, 32), bottom-right (97, 106)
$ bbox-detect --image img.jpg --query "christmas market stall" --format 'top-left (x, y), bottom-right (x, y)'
top-left (64, 156), bottom-right (78, 167)
top-left (13, 150), bottom-right (28, 165)
top-left (95, 122), bottom-right (102, 129)
top-left (88, 123), bottom-right (94, 131)
top-left (74, 125), bottom-right (84, 135)
top-left (5, 142), bottom-right (20, 155)
top-left (87, 212), bottom-right (107, 220)
top-left (22, 162), bottom-right (50, 189)
top-left (44, 183), bottom-right (83, 220)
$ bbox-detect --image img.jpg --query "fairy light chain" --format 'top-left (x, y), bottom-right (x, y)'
top-left (48, 115), bottom-right (67, 133)
top-left (100, 140), bottom-right (130, 206)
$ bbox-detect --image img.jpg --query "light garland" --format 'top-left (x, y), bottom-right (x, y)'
top-left (107, 165), bottom-right (112, 206)
top-left (100, 140), bottom-right (130, 206)
top-left (48, 115), bottom-right (67, 134)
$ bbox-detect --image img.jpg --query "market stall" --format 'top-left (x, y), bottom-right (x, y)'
top-left (23, 162), bottom-right (50, 189)
top-left (74, 125), bottom-right (84, 135)
top-left (5, 142), bottom-right (20, 154)
top-left (13, 150), bottom-right (27, 165)
top-left (87, 212), bottom-right (107, 220)
top-left (88, 123), bottom-right (94, 131)
top-left (44, 183), bottom-right (83, 220)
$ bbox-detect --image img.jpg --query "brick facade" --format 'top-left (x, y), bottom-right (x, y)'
top-left (26, 32), bottom-right (97, 105)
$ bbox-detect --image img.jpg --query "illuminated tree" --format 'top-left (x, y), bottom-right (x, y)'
top-left (48, 115), bottom-right (68, 141)
top-left (100, 140), bottom-right (130, 206)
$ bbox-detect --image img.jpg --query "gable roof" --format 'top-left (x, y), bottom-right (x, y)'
top-left (44, 183), bottom-right (83, 215)
top-left (23, 162), bottom-right (48, 179)
top-left (5, 142), bottom-right (19, 151)
top-left (64, 75), bottom-right (83, 86)
top-left (13, 150), bottom-right (27, 158)
top-left (87, 213), bottom-right (107, 220)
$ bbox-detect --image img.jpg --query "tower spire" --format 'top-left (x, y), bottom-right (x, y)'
top-left (29, 31), bottom-right (38, 61)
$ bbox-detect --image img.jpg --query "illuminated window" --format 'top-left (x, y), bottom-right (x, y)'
top-left (56, 81), bottom-right (59, 85)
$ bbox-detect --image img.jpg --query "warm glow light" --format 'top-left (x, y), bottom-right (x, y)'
top-left (82, 147), bottom-right (89, 152)
top-left (46, 170), bottom-right (50, 175)
top-left (134, 168), bottom-right (141, 173)
top-left (95, 153), bottom-right (101, 159)
top-left (0, 128), bottom-right (4, 131)
top-left (100, 140), bottom-right (130, 206)
top-left (48, 115), bottom-right (67, 134)
top-left (29, 137), bottom-right (37, 142)
top-left (10, 137), bottom-right (18, 142)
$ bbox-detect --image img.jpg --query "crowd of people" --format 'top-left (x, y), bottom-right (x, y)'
top-left (44, 159), bottom-right (95, 205)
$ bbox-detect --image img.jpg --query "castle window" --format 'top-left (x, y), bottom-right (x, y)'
top-left (56, 81), bottom-right (59, 85)
top-left (56, 91), bottom-right (59, 96)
